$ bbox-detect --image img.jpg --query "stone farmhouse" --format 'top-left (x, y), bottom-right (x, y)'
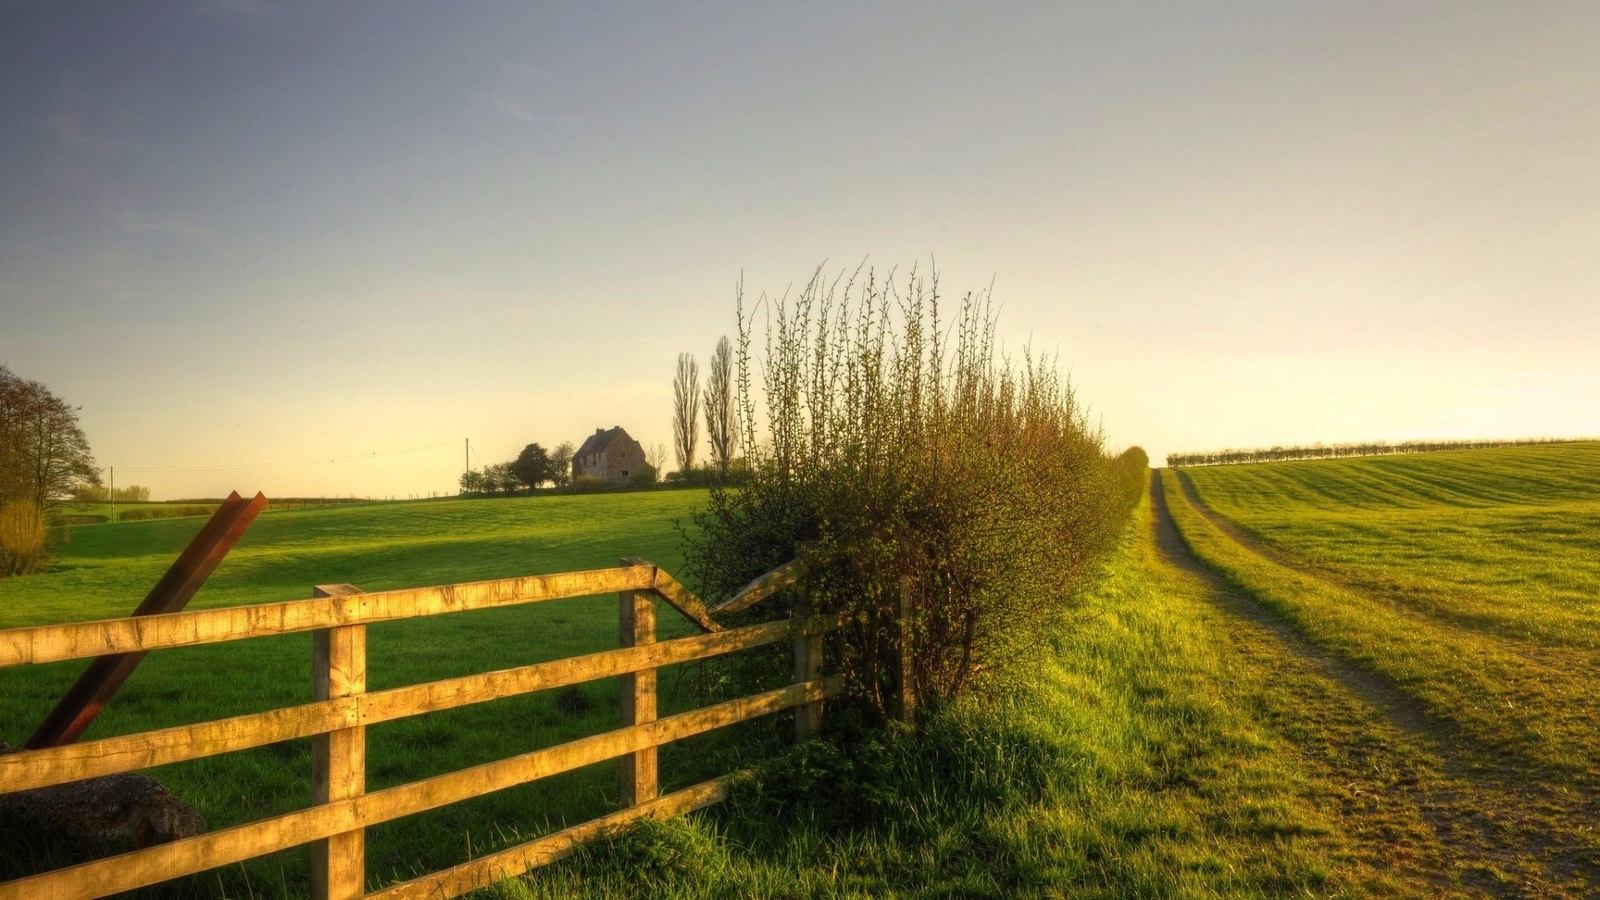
top-left (572, 426), bottom-right (646, 485)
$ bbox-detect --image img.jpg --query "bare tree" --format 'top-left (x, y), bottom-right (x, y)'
top-left (645, 442), bottom-right (668, 476)
top-left (0, 365), bottom-right (98, 510)
top-left (550, 441), bottom-right (575, 489)
top-left (672, 353), bottom-right (700, 474)
top-left (703, 335), bottom-right (739, 476)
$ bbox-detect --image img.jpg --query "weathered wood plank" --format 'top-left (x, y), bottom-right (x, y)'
top-left (618, 557), bottom-right (658, 807)
top-left (0, 566), bottom-right (656, 669)
top-left (0, 678), bottom-right (843, 900)
top-left (649, 568), bottom-right (722, 632)
top-left (0, 618), bottom-right (832, 794)
top-left (709, 557), bottom-right (807, 615)
top-left (311, 585), bottom-right (367, 900)
top-left (364, 774), bottom-right (737, 900)
top-left (0, 698), bottom-right (357, 795)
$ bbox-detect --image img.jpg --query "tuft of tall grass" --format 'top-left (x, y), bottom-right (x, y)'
top-left (684, 265), bottom-right (1146, 718)
top-left (0, 500), bottom-right (48, 577)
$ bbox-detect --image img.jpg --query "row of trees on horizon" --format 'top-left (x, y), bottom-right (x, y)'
top-left (1166, 436), bottom-right (1587, 468)
top-left (458, 439), bottom-right (681, 495)
top-left (460, 441), bottom-right (576, 495)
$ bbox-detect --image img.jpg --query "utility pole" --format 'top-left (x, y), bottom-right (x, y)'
top-left (109, 466), bottom-right (114, 524)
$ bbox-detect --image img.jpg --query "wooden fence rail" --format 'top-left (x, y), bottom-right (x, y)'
top-left (0, 558), bottom-right (838, 900)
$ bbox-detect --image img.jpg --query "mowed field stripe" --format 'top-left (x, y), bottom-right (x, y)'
top-left (1154, 468), bottom-right (1600, 894)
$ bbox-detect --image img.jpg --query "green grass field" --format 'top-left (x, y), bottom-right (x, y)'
top-left (5, 446), bottom-right (1597, 897)
top-left (1165, 443), bottom-right (1600, 895)
top-left (3, 487), bottom-right (1409, 898)
top-left (1, 491), bottom-right (753, 896)
top-left (1178, 443), bottom-right (1600, 648)
top-left (511, 492), bottom-right (1450, 898)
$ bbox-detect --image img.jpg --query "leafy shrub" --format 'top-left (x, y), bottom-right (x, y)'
top-left (0, 500), bottom-right (48, 576)
top-left (684, 266), bottom-right (1147, 719)
top-left (573, 475), bottom-right (607, 493)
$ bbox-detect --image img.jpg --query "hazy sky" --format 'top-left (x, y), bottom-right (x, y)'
top-left (2, 2), bottom-right (1596, 499)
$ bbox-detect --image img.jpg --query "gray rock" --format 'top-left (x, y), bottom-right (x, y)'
top-left (0, 742), bottom-right (205, 850)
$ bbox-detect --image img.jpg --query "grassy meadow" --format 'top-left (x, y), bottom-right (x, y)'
top-left (1177, 443), bottom-right (1600, 648)
top-left (2, 486), bottom-right (1408, 898)
top-left (4, 443), bottom-right (1597, 896)
top-left (1, 491), bottom-right (761, 896)
top-left (1165, 442), bottom-right (1600, 895)
top-left (511, 490), bottom-right (1465, 898)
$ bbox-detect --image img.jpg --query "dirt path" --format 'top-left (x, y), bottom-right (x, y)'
top-left (1149, 470), bottom-right (1600, 897)
top-left (1150, 470), bottom-right (1432, 735)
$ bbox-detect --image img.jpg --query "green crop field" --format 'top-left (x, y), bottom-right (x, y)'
top-left (1163, 442), bottom-right (1600, 896)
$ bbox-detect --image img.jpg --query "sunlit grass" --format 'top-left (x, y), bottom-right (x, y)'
top-left (1179, 443), bottom-right (1600, 648)
top-left (14, 453), bottom-right (1591, 896)
top-left (1160, 445), bottom-right (1600, 896)
top-left (0, 491), bottom-right (748, 896)
top-left (504, 496), bottom-right (1452, 898)
top-left (1161, 464), bottom-right (1600, 786)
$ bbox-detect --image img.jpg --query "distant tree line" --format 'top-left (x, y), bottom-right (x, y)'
top-left (71, 483), bottom-right (152, 504)
top-left (458, 440), bottom-right (583, 496)
top-left (1166, 436), bottom-right (1590, 468)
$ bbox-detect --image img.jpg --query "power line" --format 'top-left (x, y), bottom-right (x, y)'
top-left (112, 439), bottom-right (463, 473)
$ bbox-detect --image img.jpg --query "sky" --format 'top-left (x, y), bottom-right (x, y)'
top-left (1, 1), bottom-right (1597, 500)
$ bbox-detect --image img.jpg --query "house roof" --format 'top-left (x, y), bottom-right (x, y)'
top-left (575, 426), bottom-right (633, 457)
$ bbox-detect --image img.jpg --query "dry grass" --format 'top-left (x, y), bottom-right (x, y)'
top-left (0, 500), bottom-right (48, 576)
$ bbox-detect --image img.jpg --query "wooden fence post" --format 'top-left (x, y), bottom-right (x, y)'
top-left (618, 558), bottom-right (658, 807)
top-left (311, 584), bottom-right (367, 900)
top-left (895, 577), bottom-right (916, 727)
top-left (793, 591), bottom-right (823, 742)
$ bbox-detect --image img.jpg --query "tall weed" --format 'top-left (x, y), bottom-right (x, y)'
top-left (0, 500), bottom-right (48, 577)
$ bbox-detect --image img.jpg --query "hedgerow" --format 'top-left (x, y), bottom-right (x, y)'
top-left (683, 265), bottom-right (1146, 719)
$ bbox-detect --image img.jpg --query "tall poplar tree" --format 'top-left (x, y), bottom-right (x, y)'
top-left (672, 353), bottom-right (700, 474)
top-left (703, 336), bottom-right (738, 476)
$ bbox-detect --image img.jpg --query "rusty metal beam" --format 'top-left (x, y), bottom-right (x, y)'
top-left (25, 491), bottom-right (269, 749)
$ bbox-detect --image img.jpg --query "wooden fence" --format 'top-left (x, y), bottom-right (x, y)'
top-left (0, 557), bottom-right (839, 900)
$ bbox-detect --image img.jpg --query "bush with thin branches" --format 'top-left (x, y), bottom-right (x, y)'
top-left (684, 265), bottom-right (1146, 719)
